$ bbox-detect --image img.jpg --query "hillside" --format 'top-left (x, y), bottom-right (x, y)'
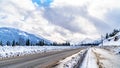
top-left (0, 27), bottom-right (51, 45)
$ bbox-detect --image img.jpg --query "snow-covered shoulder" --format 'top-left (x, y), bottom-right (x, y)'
top-left (0, 46), bottom-right (80, 59)
top-left (93, 48), bottom-right (120, 68)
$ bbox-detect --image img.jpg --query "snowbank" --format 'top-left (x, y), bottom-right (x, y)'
top-left (80, 48), bottom-right (98, 68)
top-left (93, 48), bottom-right (120, 68)
top-left (0, 46), bottom-right (80, 59)
top-left (55, 49), bottom-right (86, 68)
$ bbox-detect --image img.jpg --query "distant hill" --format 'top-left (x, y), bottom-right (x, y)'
top-left (0, 27), bottom-right (52, 45)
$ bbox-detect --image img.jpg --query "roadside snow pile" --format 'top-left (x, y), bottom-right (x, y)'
top-left (0, 46), bottom-right (80, 59)
top-left (55, 49), bottom-right (86, 68)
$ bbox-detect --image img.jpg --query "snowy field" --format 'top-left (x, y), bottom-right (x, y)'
top-left (81, 47), bottom-right (120, 68)
top-left (0, 46), bottom-right (80, 59)
top-left (93, 48), bottom-right (120, 68)
top-left (100, 46), bottom-right (120, 55)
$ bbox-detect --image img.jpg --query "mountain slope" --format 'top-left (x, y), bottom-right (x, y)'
top-left (0, 27), bottom-right (51, 45)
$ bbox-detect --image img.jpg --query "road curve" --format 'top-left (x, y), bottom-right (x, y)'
top-left (0, 48), bottom-right (83, 68)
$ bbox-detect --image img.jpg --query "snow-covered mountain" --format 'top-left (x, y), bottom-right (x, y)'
top-left (0, 27), bottom-right (52, 45)
top-left (80, 38), bottom-right (94, 44)
top-left (79, 38), bottom-right (101, 46)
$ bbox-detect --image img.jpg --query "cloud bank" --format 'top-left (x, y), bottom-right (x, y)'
top-left (0, 0), bottom-right (120, 44)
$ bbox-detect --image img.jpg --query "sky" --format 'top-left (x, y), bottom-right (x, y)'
top-left (0, 0), bottom-right (120, 44)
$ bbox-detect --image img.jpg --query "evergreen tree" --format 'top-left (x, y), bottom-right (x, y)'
top-left (66, 42), bottom-right (70, 46)
top-left (0, 41), bottom-right (3, 46)
top-left (109, 29), bottom-right (119, 37)
top-left (52, 42), bottom-right (57, 46)
top-left (6, 41), bottom-right (10, 46)
top-left (41, 40), bottom-right (45, 46)
top-left (114, 36), bottom-right (119, 41)
top-left (26, 39), bottom-right (30, 46)
top-left (105, 33), bottom-right (109, 39)
top-left (12, 40), bottom-right (15, 46)
top-left (63, 41), bottom-right (70, 46)
top-left (16, 41), bottom-right (19, 45)
top-left (19, 37), bottom-right (25, 45)
top-left (37, 40), bottom-right (45, 46)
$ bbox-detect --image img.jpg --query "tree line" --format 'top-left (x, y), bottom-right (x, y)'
top-left (51, 41), bottom-right (70, 46)
top-left (0, 39), bottom-right (71, 46)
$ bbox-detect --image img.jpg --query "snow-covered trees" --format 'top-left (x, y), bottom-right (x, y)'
top-left (105, 29), bottom-right (120, 41)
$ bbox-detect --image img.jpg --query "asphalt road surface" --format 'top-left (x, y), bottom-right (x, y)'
top-left (0, 48), bottom-right (83, 68)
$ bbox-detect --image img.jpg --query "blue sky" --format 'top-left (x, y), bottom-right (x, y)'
top-left (0, 0), bottom-right (120, 43)
top-left (32, 0), bottom-right (53, 7)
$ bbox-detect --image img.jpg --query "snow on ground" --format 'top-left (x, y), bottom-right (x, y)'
top-left (101, 46), bottom-right (120, 55)
top-left (80, 47), bottom-right (120, 68)
top-left (93, 48), bottom-right (120, 68)
top-left (80, 48), bottom-right (98, 68)
top-left (0, 46), bottom-right (80, 59)
top-left (55, 49), bottom-right (86, 68)
top-left (112, 46), bottom-right (120, 55)
top-left (102, 39), bottom-right (120, 46)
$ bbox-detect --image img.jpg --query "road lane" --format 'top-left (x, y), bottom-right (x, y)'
top-left (0, 48), bottom-right (83, 68)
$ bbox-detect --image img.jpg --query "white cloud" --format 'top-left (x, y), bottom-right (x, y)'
top-left (72, 16), bottom-right (98, 34)
top-left (0, 0), bottom-right (120, 44)
top-left (51, 0), bottom-right (88, 7)
top-left (10, 0), bottom-right (35, 10)
top-left (51, 0), bottom-right (120, 20)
